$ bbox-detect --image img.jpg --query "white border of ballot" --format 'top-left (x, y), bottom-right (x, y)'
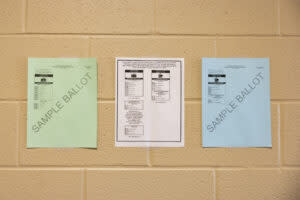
top-left (202, 58), bottom-right (272, 147)
top-left (115, 58), bottom-right (184, 147)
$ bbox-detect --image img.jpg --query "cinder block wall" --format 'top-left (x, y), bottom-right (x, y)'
top-left (0, 0), bottom-right (299, 199)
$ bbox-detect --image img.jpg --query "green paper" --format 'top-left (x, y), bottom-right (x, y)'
top-left (27, 58), bottom-right (97, 148)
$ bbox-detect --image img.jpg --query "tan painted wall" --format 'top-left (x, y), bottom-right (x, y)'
top-left (0, 0), bottom-right (299, 199)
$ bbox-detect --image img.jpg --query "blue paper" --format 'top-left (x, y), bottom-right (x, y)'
top-left (202, 58), bottom-right (272, 147)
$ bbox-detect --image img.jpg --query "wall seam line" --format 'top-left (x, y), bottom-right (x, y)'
top-left (277, 103), bottom-right (281, 167)
top-left (153, 0), bottom-right (157, 34)
top-left (16, 102), bottom-right (20, 167)
top-left (277, 0), bottom-right (281, 35)
top-left (1, 33), bottom-right (300, 37)
top-left (213, 169), bottom-right (216, 200)
top-left (88, 37), bottom-right (91, 57)
top-left (214, 37), bottom-right (217, 57)
top-left (146, 148), bottom-right (152, 167)
top-left (24, 0), bottom-right (28, 32)
top-left (0, 166), bottom-right (299, 170)
top-left (81, 168), bottom-right (87, 200)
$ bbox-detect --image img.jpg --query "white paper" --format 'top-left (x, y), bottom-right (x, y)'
top-left (116, 58), bottom-right (184, 147)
